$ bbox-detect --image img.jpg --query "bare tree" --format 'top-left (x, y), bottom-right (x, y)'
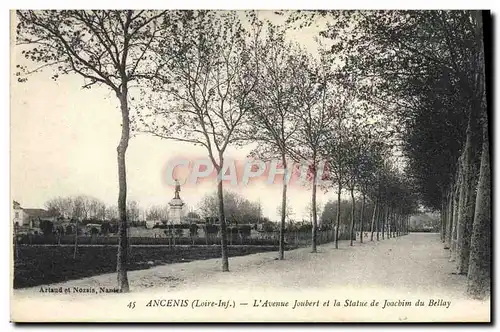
top-left (246, 22), bottom-right (303, 260)
top-left (105, 205), bottom-right (118, 221)
top-left (288, 51), bottom-right (336, 253)
top-left (71, 195), bottom-right (85, 258)
top-left (276, 198), bottom-right (294, 224)
top-left (140, 12), bottom-right (259, 272)
top-left (146, 205), bottom-right (169, 221)
top-left (45, 197), bottom-right (67, 218)
top-left (126, 200), bottom-right (140, 223)
top-left (16, 10), bottom-right (178, 291)
top-left (322, 74), bottom-right (360, 249)
top-left (97, 201), bottom-right (107, 221)
top-left (199, 190), bottom-right (262, 225)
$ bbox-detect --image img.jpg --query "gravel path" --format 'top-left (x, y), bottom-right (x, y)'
top-left (11, 233), bottom-right (490, 322)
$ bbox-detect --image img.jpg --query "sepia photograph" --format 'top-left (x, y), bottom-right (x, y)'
top-left (9, 8), bottom-right (492, 323)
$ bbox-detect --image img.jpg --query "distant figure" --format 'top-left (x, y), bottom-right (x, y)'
top-left (174, 179), bottom-right (181, 199)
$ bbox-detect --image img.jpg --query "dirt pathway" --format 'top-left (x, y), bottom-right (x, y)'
top-left (11, 233), bottom-right (490, 322)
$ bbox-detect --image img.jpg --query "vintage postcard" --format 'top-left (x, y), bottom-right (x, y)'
top-left (10, 9), bottom-right (491, 323)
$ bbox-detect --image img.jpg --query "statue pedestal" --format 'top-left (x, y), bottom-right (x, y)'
top-left (169, 198), bottom-right (184, 225)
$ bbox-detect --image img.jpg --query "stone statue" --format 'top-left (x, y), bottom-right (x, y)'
top-left (174, 179), bottom-right (181, 199)
top-left (169, 179), bottom-right (184, 225)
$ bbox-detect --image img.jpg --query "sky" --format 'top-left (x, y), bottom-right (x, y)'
top-left (10, 10), bottom-right (351, 221)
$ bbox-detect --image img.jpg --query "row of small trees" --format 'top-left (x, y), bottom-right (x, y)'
top-left (135, 12), bottom-right (418, 262)
top-left (44, 190), bottom-right (264, 224)
top-left (16, 10), bottom-right (416, 292)
top-left (45, 195), bottom-right (141, 222)
top-left (307, 10), bottom-right (490, 299)
top-left (198, 190), bottom-right (264, 224)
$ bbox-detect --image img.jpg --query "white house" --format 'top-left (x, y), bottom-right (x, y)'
top-left (12, 200), bottom-right (57, 230)
top-left (12, 201), bottom-right (25, 228)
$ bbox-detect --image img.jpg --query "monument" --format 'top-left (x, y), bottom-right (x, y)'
top-left (168, 179), bottom-right (185, 224)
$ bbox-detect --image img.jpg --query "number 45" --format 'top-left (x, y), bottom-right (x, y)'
top-left (127, 301), bottom-right (136, 309)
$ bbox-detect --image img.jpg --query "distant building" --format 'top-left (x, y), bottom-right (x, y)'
top-left (12, 201), bottom-right (25, 228)
top-left (12, 201), bottom-right (57, 229)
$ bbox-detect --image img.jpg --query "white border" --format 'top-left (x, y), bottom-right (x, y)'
top-left (3, 2), bottom-right (498, 331)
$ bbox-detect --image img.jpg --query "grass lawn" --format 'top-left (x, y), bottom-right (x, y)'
top-left (13, 245), bottom-right (285, 289)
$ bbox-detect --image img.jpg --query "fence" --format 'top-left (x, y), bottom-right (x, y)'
top-left (15, 228), bottom-right (353, 247)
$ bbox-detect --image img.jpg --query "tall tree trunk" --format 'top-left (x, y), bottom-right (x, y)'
top-left (216, 169), bottom-right (229, 272)
top-left (311, 166), bottom-right (318, 253)
top-left (279, 156), bottom-right (287, 260)
top-left (391, 210), bottom-right (395, 238)
top-left (467, 11), bottom-right (490, 299)
top-left (399, 212), bottom-right (402, 236)
top-left (401, 215), bottom-right (404, 235)
top-left (467, 111), bottom-right (490, 298)
top-left (387, 213), bottom-right (391, 238)
top-left (394, 210), bottom-right (399, 237)
top-left (392, 212), bottom-right (396, 237)
top-left (370, 197), bottom-right (378, 241)
top-left (335, 179), bottom-right (342, 249)
top-left (456, 109), bottom-right (479, 274)
top-left (445, 190), bottom-right (453, 246)
top-left (445, 185), bottom-right (454, 249)
top-left (402, 213), bottom-right (406, 235)
top-left (360, 193), bottom-right (366, 243)
top-left (450, 164), bottom-right (462, 262)
top-left (386, 207), bottom-right (390, 238)
top-left (399, 215), bottom-right (402, 235)
top-left (349, 187), bottom-right (355, 246)
top-left (381, 206), bottom-right (386, 240)
top-left (116, 90), bottom-right (130, 293)
top-left (402, 215), bottom-right (406, 235)
top-left (396, 211), bottom-right (399, 236)
top-left (388, 209), bottom-right (392, 238)
top-left (441, 196), bottom-right (446, 242)
top-left (73, 219), bottom-right (78, 259)
top-left (392, 210), bottom-right (396, 237)
top-left (401, 215), bottom-right (405, 235)
top-left (396, 215), bottom-right (400, 236)
top-left (376, 203), bottom-right (381, 241)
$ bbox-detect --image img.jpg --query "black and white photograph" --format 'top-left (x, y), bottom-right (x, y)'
top-left (9, 8), bottom-right (492, 322)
